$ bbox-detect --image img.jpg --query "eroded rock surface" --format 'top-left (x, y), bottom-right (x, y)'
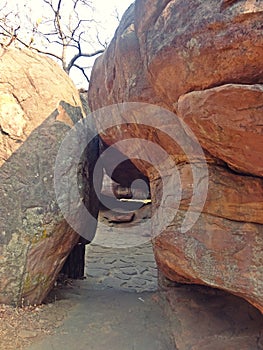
top-left (177, 84), bottom-right (263, 177)
top-left (162, 284), bottom-right (263, 350)
top-left (88, 0), bottom-right (263, 312)
top-left (0, 48), bottom-right (100, 305)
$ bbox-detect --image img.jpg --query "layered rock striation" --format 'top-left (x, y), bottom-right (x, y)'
top-left (88, 0), bottom-right (263, 312)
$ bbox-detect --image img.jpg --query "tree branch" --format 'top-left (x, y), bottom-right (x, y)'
top-left (67, 48), bottom-right (104, 72)
top-left (73, 63), bottom-right (90, 82)
top-left (0, 0), bottom-right (107, 84)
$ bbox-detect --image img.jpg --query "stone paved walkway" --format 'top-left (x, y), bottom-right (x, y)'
top-left (84, 206), bottom-right (158, 293)
top-left (85, 206), bottom-right (158, 292)
top-left (27, 286), bottom-right (175, 350)
top-left (85, 241), bottom-right (158, 292)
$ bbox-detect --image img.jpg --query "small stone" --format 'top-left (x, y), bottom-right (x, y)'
top-left (103, 211), bottom-right (135, 223)
top-left (18, 330), bottom-right (38, 339)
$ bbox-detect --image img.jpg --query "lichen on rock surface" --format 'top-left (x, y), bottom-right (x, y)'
top-left (0, 47), bottom-right (100, 305)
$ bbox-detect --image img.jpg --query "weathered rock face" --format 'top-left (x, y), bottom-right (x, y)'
top-left (154, 211), bottom-right (263, 311)
top-left (177, 84), bottom-right (263, 177)
top-left (0, 48), bottom-right (100, 305)
top-left (88, 0), bottom-right (263, 312)
top-left (88, 4), bottom-right (164, 111)
top-left (162, 284), bottom-right (263, 350)
top-left (135, 0), bottom-right (263, 104)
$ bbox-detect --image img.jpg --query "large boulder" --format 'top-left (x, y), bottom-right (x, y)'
top-left (0, 47), bottom-right (100, 305)
top-left (88, 3), bottom-right (164, 111)
top-left (135, 0), bottom-right (263, 104)
top-left (88, 0), bottom-right (263, 312)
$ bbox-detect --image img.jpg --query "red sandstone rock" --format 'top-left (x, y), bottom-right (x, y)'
top-left (88, 0), bottom-right (263, 312)
top-left (88, 4), bottom-right (164, 112)
top-left (89, 1), bottom-right (263, 111)
top-left (0, 48), bottom-right (100, 305)
top-left (154, 210), bottom-right (263, 312)
top-left (177, 84), bottom-right (263, 177)
top-left (163, 284), bottom-right (263, 350)
top-left (136, 0), bottom-right (263, 105)
top-left (176, 163), bottom-right (263, 225)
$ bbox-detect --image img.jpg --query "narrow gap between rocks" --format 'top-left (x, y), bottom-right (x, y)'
top-left (84, 172), bottom-right (158, 293)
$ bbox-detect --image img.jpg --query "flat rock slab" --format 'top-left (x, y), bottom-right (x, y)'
top-left (103, 211), bottom-right (135, 223)
top-left (25, 280), bottom-right (263, 350)
top-left (26, 285), bottom-right (175, 350)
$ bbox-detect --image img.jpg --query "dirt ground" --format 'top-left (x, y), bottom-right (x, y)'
top-left (0, 282), bottom-right (74, 350)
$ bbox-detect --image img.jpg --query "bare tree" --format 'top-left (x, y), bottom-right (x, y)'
top-left (112, 7), bottom-right (121, 24)
top-left (0, 0), bottom-right (105, 83)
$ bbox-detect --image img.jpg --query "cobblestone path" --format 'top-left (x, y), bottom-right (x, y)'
top-left (85, 208), bottom-right (158, 292)
top-left (85, 241), bottom-right (158, 292)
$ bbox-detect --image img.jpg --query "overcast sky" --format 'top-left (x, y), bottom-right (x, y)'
top-left (5, 0), bottom-right (134, 87)
top-left (75, 0), bottom-right (134, 86)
